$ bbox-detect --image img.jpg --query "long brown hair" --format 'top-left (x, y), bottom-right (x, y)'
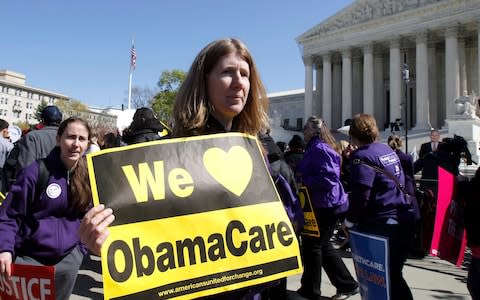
top-left (172, 38), bottom-right (269, 137)
top-left (57, 117), bottom-right (92, 213)
top-left (306, 116), bottom-right (340, 153)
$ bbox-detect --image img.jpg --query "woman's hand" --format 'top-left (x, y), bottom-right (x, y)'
top-left (79, 204), bottom-right (115, 256)
top-left (342, 143), bottom-right (357, 159)
top-left (0, 252), bottom-right (12, 277)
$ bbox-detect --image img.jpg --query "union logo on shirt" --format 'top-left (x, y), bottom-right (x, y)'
top-left (379, 153), bottom-right (399, 167)
top-left (46, 183), bottom-right (61, 199)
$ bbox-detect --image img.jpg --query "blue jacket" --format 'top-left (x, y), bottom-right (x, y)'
top-left (297, 136), bottom-right (348, 211)
top-left (0, 147), bottom-right (86, 264)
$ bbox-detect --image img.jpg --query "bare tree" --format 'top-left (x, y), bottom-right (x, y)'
top-left (131, 86), bottom-right (157, 109)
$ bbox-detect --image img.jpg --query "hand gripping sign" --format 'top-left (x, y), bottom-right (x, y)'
top-left (87, 133), bottom-right (302, 300)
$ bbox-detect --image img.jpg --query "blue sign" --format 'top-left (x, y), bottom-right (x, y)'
top-left (349, 230), bottom-right (390, 300)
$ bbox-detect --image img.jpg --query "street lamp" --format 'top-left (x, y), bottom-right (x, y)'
top-left (402, 59), bottom-right (409, 153)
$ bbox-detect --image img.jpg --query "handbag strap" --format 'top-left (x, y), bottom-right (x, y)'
top-left (353, 158), bottom-right (411, 196)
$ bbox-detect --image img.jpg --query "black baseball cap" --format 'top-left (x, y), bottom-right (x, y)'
top-left (41, 105), bottom-right (63, 125)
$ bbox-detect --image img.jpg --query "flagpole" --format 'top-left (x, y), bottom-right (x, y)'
top-left (128, 37), bottom-right (135, 110)
top-left (128, 69), bottom-right (133, 110)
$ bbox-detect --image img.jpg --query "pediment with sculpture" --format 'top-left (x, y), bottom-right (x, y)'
top-left (301, 0), bottom-right (447, 39)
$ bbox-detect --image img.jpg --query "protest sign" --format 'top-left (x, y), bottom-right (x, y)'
top-left (298, 186), bottom-right (320, 237)
top-left (87, 133), bottom-right (302, 299)
top-left (0, 264), bottom-right (55, 300)
top-left (349, 230), bottom-right (390, 300)
top-left (430, 167), bottom-right (467, 267)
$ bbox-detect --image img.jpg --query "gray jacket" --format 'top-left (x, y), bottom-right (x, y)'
top-left (15, 126), bottom-right (58, 175)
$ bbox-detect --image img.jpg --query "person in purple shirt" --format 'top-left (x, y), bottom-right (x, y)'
top-left (0, 117), bottom-right (92, 300)
top-left (296, 116), bottom-right (358, 300)
top-left (344, 114), bottom-right (415, 300)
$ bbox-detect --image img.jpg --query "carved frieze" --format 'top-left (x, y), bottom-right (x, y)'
top-left (301, 0), bottom-right (448, 39)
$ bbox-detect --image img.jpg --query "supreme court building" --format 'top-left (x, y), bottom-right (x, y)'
top-left (296, 0), bottom-right (480, 131)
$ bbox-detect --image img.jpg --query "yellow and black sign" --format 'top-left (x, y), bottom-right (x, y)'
top-left (298, 186), bottom-right (320, 237)
top-left (87, 133), bottom-right (302, 299)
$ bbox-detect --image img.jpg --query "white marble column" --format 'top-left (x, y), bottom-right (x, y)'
top-left (342, 49), bottom-right (352, 123)
top-left (415, 32), bottom-right (430, 130)
top-left (390, 40), bottom-right (402, 122)
top-left (315, 64), bottom-right (323, 116)
top-left (458, 38), bottom-right (467, 95)
top-left (445, 27), bottom-right (460, 117)
top-left (322, 55), bottom-right (332, 127)
top-left (303, 56), bottom-right (314, 122)
top-left (363, 44), bottom-right (374, 115)
top-left (428, 46), bottom-right (437, 128)
top-left (374, 53), bottom-right (384, 126)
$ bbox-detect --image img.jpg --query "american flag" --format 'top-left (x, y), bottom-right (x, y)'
top-left (130, 44), bottom-right (137, 71)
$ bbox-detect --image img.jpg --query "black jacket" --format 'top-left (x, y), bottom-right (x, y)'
top-left (458, 179), bottom-right (480, 247)
top-left (196, 116), bottom-right (273, 300)
top-left (122, 119), bottom-right (166, 145)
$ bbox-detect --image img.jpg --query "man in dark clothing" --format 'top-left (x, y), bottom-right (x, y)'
top-left (3, 106), bottom-right (62, 190)
top-left (418, 129), bottom-right (441, 160)
top-left (122, 107), bottom-right (170, 145)
top-left (414, 138), bottom-right (461, 179)
top-left (284, 134), bottom-right (305, 184)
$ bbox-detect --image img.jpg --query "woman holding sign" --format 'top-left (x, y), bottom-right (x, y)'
top-left (79, 38), bottom-right (282, 299)
top-left (80, 37), bottom-right (269, 251)
top-left (345, 114), bottom-right (415, 300)
top-left (0, 117), bottom-right (92, 300)
top-left (296, 116), bottom-right (359, 300)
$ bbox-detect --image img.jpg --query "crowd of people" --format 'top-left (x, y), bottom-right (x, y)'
top-left (0, 37), bottom-right (477, 300)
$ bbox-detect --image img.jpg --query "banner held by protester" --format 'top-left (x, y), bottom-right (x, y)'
top-left (349, 230), bottom-right (390, 300)
top-left (298, 186), bottom-right (320, 237)
top-left (0, 264), bottom-right (55, 300)
top-left (87, 133), bottom-right (302, 299)
top-left (430, 166), bottom-right (467, 267)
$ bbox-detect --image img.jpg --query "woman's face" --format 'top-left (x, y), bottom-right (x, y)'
top-left (303, 122), bottom-right (316, 143)
top-left (207, 52), bottom-right (250, 127)
top-left (56, 121), bottom-right (89, 170)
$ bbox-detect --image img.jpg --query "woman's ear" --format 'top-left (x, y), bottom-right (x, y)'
top-left (56, 135), bottom-right (61, 145)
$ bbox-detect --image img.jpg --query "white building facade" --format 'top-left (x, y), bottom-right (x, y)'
top-left (268, 89), bottom-right (306, 131)
top-left (0, 70), bottom-right (67, 125)
top-left (0, 69), bottom-right (118, 129)
top-left (296, 0), bottom-right (480, 131)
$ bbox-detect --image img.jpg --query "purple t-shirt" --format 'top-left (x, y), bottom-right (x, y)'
top-left (348, 142), bottom-right (406, 223)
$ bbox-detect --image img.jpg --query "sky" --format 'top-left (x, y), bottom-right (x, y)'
top-left (2, 0), bottom-right (353, 109)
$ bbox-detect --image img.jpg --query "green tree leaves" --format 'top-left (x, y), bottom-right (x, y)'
top-left (34, 99), bottom-right (49, 122)
top-left (150, 69), bottom-right (186, 122)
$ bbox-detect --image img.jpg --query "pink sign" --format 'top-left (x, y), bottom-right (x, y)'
top-left (430, 167), bottom-right (467, 267)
